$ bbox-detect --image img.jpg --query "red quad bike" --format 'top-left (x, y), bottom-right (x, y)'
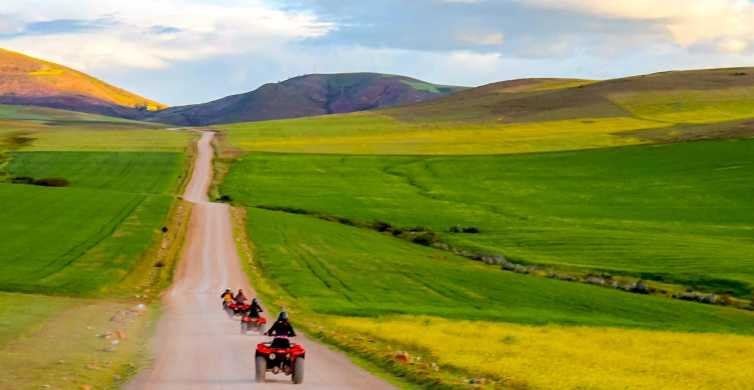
top-left (255, 337), bottom-right (305, 384)
top-left (226, 302), bottom-right (250, 317)
top-left (240, 315), bottom-right (268, 334)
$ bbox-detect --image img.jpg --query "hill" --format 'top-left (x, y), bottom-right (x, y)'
top-left (145, 73), bottom-right (465, 126)
top-left (0, 48), bottom-right (165, 116)
top-left (385, 68), bottom-right (754, 125)
top-left (220, 68), bottom-right (754, 155)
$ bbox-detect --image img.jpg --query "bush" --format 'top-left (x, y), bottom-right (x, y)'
top-left (448, 225), bottom-right (480, 234)
top-left (33, 177), bottom-right (69, 187)
top-left (411, 232), bottom-right (437, 246)
top-left (218, 194), bottom-right (233, 202)
top-left (373, 221), bottom-right (393, 232)
top-left (10, 176), bottom-right (35, 184)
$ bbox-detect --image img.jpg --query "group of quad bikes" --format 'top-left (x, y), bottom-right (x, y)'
top-left (223, 294), bottom-right (305, 384)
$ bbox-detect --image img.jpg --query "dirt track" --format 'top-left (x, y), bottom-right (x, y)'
top-left (127, 131), bottom-right (394, 389)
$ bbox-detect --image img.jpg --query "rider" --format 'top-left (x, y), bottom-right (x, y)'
top-left (234, 289), bottom-right (248, 305)
top-left (221, 289), bottom-right (234, 306)
top-left (266, 311), bottom-right (296, 348)
top-left (245, 298), bottom-right (263, 319)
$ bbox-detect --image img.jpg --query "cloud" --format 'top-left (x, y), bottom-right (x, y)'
top-left (523, 0), bottom-right (754, 53)
top-left (0, 14), bottom-right (24, 34)
top-left (456, 32), bottom-right (504, 46)
top-left (0, 0), bottom-right (334, 71)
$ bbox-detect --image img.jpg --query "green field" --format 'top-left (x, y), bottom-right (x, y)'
top-left (8, 151), bottom-right (186, 193)
top-left (223, 138), bottom-right (754, 296)
top-left (0, 104), bottom-right (192, 386)
top-left (0, 150), bottom-right (185, 294)
top-left (248, 207), bottom-right (754, 333)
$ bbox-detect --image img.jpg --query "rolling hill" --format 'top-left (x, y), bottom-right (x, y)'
top-left (220, 68), bottom-right (754, 155)
top-left (384, 68), bottom-right (754, 125)
top-left (0, 48), bottom-right (165, 116)
top-left (144, 73), bottom-right (465, 126)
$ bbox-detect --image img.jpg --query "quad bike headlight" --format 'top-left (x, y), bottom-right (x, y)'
top-left (269, 353), bottom-right (276, 360)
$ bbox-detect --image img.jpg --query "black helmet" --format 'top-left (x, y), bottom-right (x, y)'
top-left (278, 311), bottom-right (289, 321)
top-left (252, 298), bottom-right (258, 304)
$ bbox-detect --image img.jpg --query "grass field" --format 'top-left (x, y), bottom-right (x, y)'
top-left (0, 104), bottom-right (193, 386)
top-left (223, 138), bottom-right (754, 297)
top-left (8, 151), bottom-right (186, 193)
top-left (0, 150), bottom-right (185, 294)
top-left (247, 208), bottom-right (754, 333)
top-left (221, 113), bottom-right (665, 155)
top-left (0, 104), bottom-right (190, 152)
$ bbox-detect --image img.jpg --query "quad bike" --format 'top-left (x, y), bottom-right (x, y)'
top-left (255, 337), bottom-right (305, 384)
top-left (240, 315), bottom-right (268, 334)
top-left (225, 302), bottom-right (250, 317)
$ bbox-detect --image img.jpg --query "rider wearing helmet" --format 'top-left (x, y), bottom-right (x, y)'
top-left (221, 289), bottom-right (233, 302)
top-left (245, 298), bottom-right (264, 318)
top-left (234, 289), bottom-right (248, 305)
top-left (266, 311), bottom-right (296, 348)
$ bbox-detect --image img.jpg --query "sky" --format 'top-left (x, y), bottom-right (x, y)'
top-left (3, 0), bottom-right (754, 105)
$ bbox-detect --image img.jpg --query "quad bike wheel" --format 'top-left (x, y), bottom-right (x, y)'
top-left (292, 357), bottom-right (305, 384)
top-left (255, 356), bottom-right (267, 383)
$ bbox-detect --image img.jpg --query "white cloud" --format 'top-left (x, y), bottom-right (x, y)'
top-left (456, 32), bottom-right (504, 46)
top-left (523, 0), bottom-right (754, 53)
top-left (0, 0), bottom-right (334, 70)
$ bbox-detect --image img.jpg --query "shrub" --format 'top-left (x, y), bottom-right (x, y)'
top-left (448, 225), bottom-right (480, 234)
top-left (218, 194), bottom-right (233, 202)
top-left (33, 177), bottom-right (69, 187)
top-left (10, 176), bottom-right (35, 184)
top-left (411, 232), bottom-right (437, 246)
top-left (373, 221), bottom-right (393, 232)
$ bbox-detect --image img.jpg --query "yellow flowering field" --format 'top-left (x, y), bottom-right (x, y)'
top-left (333, 315), bottom-right (754, 389)
top-left (225, 114), bottom-right (668, 155)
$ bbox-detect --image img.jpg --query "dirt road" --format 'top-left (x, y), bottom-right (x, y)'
top-left (127, 131), bottom-right (394, 389)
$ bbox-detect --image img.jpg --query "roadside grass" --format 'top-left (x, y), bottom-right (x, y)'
top-left (0, 294), bottom-right (156, 389)
top-left (246, 207), bottom-right (754, 333)
top-left (222, 138), bottom-right (754, 297)
top-left (221, 113), bottom-right (664, 155)
top-left (0, 292), bottom-right (75, 347)
top-left (332, 315), bottom-right (754, 390)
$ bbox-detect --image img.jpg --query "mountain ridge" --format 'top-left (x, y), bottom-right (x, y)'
top-left (142, 72), bottom-right (465, 126)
